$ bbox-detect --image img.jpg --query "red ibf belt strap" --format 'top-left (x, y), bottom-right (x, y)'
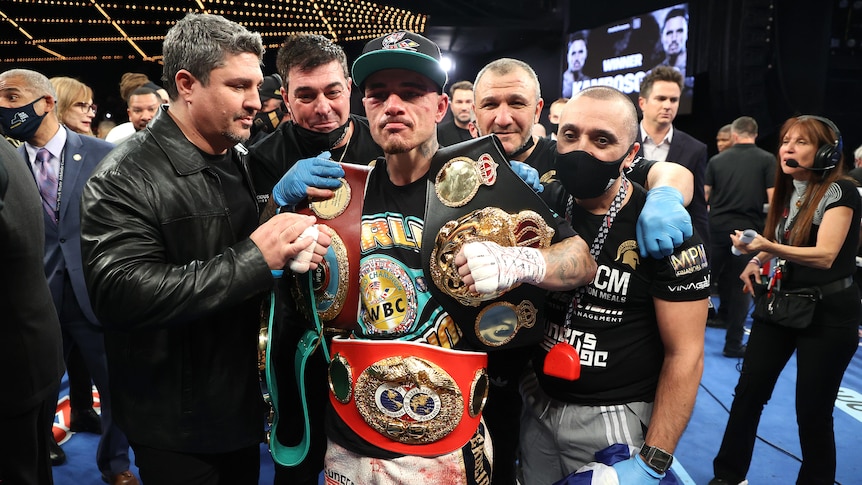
top-left (328, 338), bottom-right (489, 456)
top-left (298, 162), bottom-right (372, 330)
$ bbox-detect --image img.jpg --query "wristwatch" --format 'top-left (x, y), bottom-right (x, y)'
top-left (639, 443), bottom-right (674, 474)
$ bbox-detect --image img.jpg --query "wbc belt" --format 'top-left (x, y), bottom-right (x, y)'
top-left (421, 135), bottom-right (558, 351)
top-left (328, 338), bottom-right (489, 456)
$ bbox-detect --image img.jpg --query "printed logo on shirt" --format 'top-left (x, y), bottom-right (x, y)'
top-left (614, 240), bottom-right (640, 270)
top-left (670, 243), bottom-right (709, 277)
top-left (359, 256), bottom-right (417, 335)
top-left (542, 322), bottom-right (609, 368)
top-left (361, 213), bottom-right (423, 253)
top-left (668, 275), bottom-right (711, 292)
top-left (421, 312), bottom-right (463, 349)
top-left (324, 470), bottom-right (356, 485)
top-left (585, 264), bottom-right (631, 303)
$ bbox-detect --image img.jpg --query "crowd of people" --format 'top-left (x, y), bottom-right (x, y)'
top-left (2, 10), bottom-right (860, 485)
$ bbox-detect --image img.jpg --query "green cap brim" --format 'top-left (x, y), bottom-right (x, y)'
top-left (352, 49), bottom-right (447, 90)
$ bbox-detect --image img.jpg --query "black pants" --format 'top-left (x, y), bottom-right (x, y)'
top-left (0, 382), bottom-right (59, 485)
top-left (483, 347), bottom-right (531, 485)
top-left (712, 319), bottom-right (858, 484)
top-left (131, 442), bottom-right (260, 485)
top-left (710, 229), bottom-right (754, 351)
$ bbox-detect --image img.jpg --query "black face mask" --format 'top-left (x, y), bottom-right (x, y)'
top-left (293, 120), bottom-right (350, 154)
top-left (554, 145), bottom-right (633, 199)
top-left (252, 107), bottom-right (285, 136)
top-left (0, 96), bottom-right (46, 142)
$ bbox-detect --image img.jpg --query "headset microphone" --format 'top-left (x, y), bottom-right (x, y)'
top-left (785, 159), bottom-right (832, 171)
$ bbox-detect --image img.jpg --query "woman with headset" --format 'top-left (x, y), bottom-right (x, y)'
top-left (708, 116), bottom-right (860, 485)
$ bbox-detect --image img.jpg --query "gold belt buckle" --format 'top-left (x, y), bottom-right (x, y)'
top-left (429, 207), bottom-right (554, 306)
top-left (354, 356), bottom-right (464, 445)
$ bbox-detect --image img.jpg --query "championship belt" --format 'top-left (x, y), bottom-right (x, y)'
top-left (296, 162), bottom-right (373, 330)
top-left (328, 337), bottom-right (489, 456)
top-left (421, 135), bottom-right (557, 351)
top-left (265, 162), bottom-right (371, 467)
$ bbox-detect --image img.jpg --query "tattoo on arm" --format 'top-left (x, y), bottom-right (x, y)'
top-left (545, 237), bottom-right (595, 289)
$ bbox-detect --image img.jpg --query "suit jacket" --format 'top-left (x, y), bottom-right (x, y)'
top-left (0, 138), bottom-right (64, 414)
top-left (19, 127), bottom-right (114, 325)
top-left (636, 127), bottom-right (710, 249)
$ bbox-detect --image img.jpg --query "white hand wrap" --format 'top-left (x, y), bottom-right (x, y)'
top-left (462, 241), bottom-right (546, 295)
top-left (288, 224), bottom-right (319, 274)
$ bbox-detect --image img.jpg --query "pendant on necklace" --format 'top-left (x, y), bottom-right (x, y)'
top-left (795, 198), bottom-right (802, 208)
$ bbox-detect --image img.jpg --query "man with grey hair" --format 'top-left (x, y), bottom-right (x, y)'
top-left (472, 59), bottom-right (695, 235)
top-left (520, 85), bottom-right (709, 485)
top-left (80, 13), bottom-right (332, 483)
top-left (705, 115), bottom-right (775, 358)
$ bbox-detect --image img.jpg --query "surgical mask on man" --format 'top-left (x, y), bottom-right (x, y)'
top-left (0, 96), bottom-right (46, 141)
top-left (293, 120), bottom-right (350, 154)
top-left (554, 145), bottom-right (632, 199)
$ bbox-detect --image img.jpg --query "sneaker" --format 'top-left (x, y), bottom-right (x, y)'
top-left (722, 345), bottom-right (747, 358)
top-left (708, 479), bottom-right (749, 485)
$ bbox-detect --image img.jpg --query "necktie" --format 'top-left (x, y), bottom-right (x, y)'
top-left (35, 148), bottom-right (58, 221)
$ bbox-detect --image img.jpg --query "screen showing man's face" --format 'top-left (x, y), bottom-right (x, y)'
top-left (662, 16), bottom-right (688, 56)
top-left (567, 40), bottom-right (587, 73)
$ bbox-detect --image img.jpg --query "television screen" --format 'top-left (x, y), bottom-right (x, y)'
top-left (561, 3), bottom-right (693, 114)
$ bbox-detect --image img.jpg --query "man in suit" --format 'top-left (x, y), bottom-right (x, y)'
top-left (0, 132), bottom-right (65, 485)
top-left (0, 68), bottom-right (138, 485)
top-left (637, 65), bottom-right (709, 250)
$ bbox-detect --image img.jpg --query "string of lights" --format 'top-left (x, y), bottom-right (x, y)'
top-left (0, 0), bottom-right (427, 63)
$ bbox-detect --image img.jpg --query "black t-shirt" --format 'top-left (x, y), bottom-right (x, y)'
top-left (534, 183), bottom-right (710, 405)
top-left (777, 179), bottom-right (861, 327)
top-left (783, 179), bottom-right (860, 288)
top-left (437, 120), bottom-right (472, 147)
top-left (705, 143), bottom-right (776, 232)
top-left (199, 149), bottom-right (257, 241)
top-left (248, 114), bottom-right (383, 208)
top-left (328, 155), bottom-right (578, 457)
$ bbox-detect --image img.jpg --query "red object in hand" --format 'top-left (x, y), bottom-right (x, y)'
top-left (543, 343), bottom-right (581, 381)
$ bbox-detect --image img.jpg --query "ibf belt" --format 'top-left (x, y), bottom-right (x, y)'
top-left (421, 135), bottom-right (557, 351)
top-left (295, 162), bottom-right (373, 330)
top-left (328, 338), bottom-right (489, 456)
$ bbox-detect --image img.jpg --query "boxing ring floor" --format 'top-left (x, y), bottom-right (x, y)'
top-left (50, 296), bottom-right (862, 484)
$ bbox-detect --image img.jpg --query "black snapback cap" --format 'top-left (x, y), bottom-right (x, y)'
top-left (352, 31), bottom-right (448, 92)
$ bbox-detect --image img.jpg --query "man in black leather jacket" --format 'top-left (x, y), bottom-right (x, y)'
top-left (80, 13), bottom-right (331, 484)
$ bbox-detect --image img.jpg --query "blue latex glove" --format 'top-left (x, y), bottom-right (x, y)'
top-left (510, 160), bottom-right (543, 193)
top-left (272, 151), bottom-right (344, 207)
top-left (611, 455), bottom-right (664, 485)
top-left (636, 186), bottom-right (692, 259)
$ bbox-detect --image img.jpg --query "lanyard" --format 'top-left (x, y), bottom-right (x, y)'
top-left (53, 148), bottom-right (65, 223)
top-left (33, 147), bottom-right (65, 223)
top-left (563, 175), bottom-right (629, 327)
